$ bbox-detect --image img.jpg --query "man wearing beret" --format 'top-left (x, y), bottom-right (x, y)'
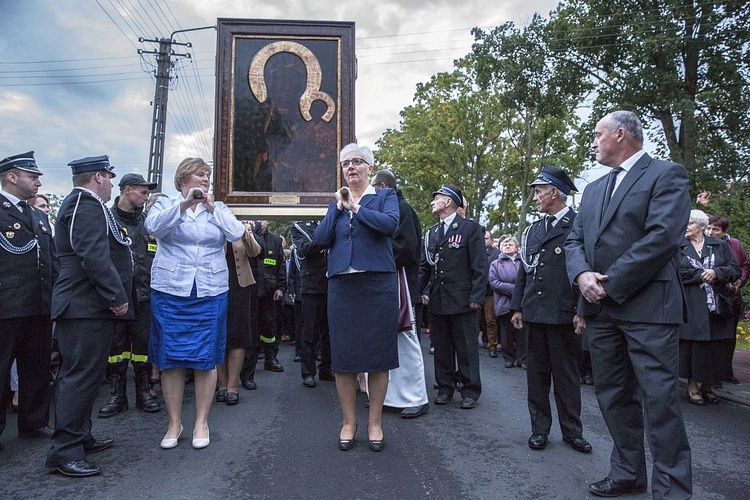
top-left (46, 155), bottom-right (133, 477)
top-left (419, 184), bottom-right (487, 409)
top-left (98, 174), bottom-right (161, 418)
top-left (0, 152), bottom-right (58, 451)
top-left (510, 166), bottom-right (592, 455)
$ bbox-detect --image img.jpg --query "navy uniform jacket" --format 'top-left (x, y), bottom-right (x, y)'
top-left (291, 221), bottom-right (328, 295)
top-left (419, 214), bottom-right (488, 315)
top-left (51, 189), bottom-right (133, 320)
top-left (565, 154), bottom-right (690, 323)
top-left (0, 194), bottom-right (58, 318)
top-left (510, 208), bottom-right (578, 324)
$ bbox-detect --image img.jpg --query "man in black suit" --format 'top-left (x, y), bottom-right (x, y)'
top-left (565, 111), bottom-right (692, 498)
top-left (291, 220), bottom-right (333, 387)
top-left (420, 184), bottom-right (487, 409)
top-left (46, 156), bottom-right (133, 477)
top-left (479, 230), bottom-right (501, 357)
top-left (0, 152), bottom-right (58, 451)
top-left (510, 166), bottom-right (591, 455)
top-left (372, 170), bottom-right (428, 418)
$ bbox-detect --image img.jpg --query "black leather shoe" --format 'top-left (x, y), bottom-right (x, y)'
top-left (400, 403), bottom-right (429, 418)
top-left (264, 358), bottom-right (284, 372)
top-left (519, 363), bottom-right (528, 370)
top-left (19, 426), bottom-right (54, 438)
top-left (434, 394), bottom-right (452, 405)
top-left (489, 348), bottom-right (498, 358)
top-left (528, 434), bottom-right (547, 450)
top-left (226, 392), bottom-right (239, 405)
top-left (563, 435), bottom-right (592, 453)
top-left (338, 425), bottom-right (357, 451)
top-left (368, 439), bottom-right (384, 452)
top-left (215, 389), bottom-right (228, 402)
top-left (460, 397), bottom-right (478, 409)
top-left (293, 353), bottom-right (301, 362)
top-left (318, 371), bottom-right (335, 381)
top-left (55, 459), bottom-right (101, 477)
top-left (303, 376), bottom-right (316, 388)
top-left (504, 360), bottom-right (515, 368)
top-left (583, 374), bottom-right (594, 385)
top-left (726, 376), bottom-right (740, 384)
top-left (84, 438), bottom-right (114, 453)
top-left (241, 379), bottom-right (257, 390)
top-left (588, 477), bottom-right (647, 497)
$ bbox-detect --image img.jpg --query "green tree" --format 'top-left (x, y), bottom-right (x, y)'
top-left (471, 14), bottom-right (590, 236)
top-left (549, 0), bottom-right (750, 197)
top-left (376, 62), bottom-right (508, 232)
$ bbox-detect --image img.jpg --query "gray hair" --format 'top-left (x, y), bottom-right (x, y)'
top-left (540, 183), bottom-right (568, 204)
top-left (372, 169), bottom-right (397, 188)
top-left (500, 236), bottom-right (519, 247)
top-left (606, 111), bottom-right (644, 144)
top-left (689, 209), bottom-right (709, 229)
top-left (340, 143), bottom-right (374, 165)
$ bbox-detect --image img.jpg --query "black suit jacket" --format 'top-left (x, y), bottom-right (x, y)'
top-left (565, 153), bottom-right (690, 323)
top-left (291, 221), bottom-right (328, 295)
top-left (419, 214), bottom-right (488, 315)
top-left (392, 189), bottom-right (422, 304)
top-left (511, 207), bottom-right (578, 324)
top-left (51, 189), bottom-right (133, 320)
top-left (0, 194), bottom-right (58, 318)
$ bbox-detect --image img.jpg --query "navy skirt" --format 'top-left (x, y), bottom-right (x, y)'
top-left (149, 285), bottom-right (228, 371)
top-left (328, 272), bottom-right (399, 373)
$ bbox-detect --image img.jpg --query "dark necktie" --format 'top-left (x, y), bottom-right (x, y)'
top-left (601, 167), bottom-right (624, 220)
top-left (18, 200), bottom-right (33, 228)
top-left (545, 215), bottom-right (554, 234)
top-left (437, 222), bottom-right (445, 241)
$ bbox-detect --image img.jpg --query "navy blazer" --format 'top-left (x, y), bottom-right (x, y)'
top-left (313, 188), bottom-right (399, 276)
top-left (565, 153), bottom-right (690, 323)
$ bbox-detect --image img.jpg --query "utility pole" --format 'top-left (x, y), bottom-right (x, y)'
top-left (139, 37), bottom-right (190, 192)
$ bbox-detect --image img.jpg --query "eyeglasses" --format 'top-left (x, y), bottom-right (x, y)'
top-left (340, 158), bottom-right (369, 168)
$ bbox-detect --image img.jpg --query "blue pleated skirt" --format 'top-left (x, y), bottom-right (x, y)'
top-left (328, 272), bottom-right (399, 373)
top-left (149, 285), bottom-right (228, 370)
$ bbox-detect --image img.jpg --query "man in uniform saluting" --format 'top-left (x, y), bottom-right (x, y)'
top-left (510, 166), bottom-right (591, 454)
top-left (46, 155), bottom-right (133, 477)
top-left (0, 151), bottom-right (58, 451)
top-left (420, 184), bottom-right (487, 410)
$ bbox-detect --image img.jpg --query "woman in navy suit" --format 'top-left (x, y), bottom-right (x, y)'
top-left (313, 143), bottom-right (399, 452)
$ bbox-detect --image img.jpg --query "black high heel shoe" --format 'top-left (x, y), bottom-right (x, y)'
top-left (338, 424), bottom-right (357, 451)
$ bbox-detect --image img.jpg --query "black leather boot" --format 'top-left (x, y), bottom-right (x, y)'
top-left (134, 362), bottom-right (161, 413)
top-left (98, 368), bottom-right (128, 418)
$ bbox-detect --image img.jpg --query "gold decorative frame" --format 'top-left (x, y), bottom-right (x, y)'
top-left (214, 19), bottom-right (356, 218)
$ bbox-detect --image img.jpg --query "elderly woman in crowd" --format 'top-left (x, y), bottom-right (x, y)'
top-left (679, 209), bottom-right (740, 405)
top-left (216, 220), bottom-right (262, 406)
top-left (146, 157), bottom-right (245, 449)
top-left (489, 236), bottom-right (527, 369)
top-left (313, 143), bottom-right (399, 452)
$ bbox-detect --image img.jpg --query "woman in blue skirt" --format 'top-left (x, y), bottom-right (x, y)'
top-left (146, 158), bottom-right (244, 450)
top-left (313, 143), bottom-right (399, 452)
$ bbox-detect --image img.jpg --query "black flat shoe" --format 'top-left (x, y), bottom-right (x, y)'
top-left (528, 434), bottom-right (547, 450)
top-left (338, 425), bottom-right (357, 451)
top-left (84, 437), bottom-right (114, 453)
top-left (563, 435), bottom-right (592, 453)
top-left (55, 459), bottom-right (101, 477)
top-left (687, 390), bottom-right (705, 406)
top-left (588, 477), bottom-right (647, 497)
top-left (241, 379), bottom-right (257, 390)
top-left (434, 394), bottom-right (452, 405)
top-left (701, 390), bottom-right (720, 404)
top-left (226, 392), bottom-right (239, 405)
top-left (215, 389), bottom-right (228, 403)
top-left (368, 439), bottom-right (384, 452)
top-left (303, 376), bottom-right (316, 388)
top-left (460, 397), bottom-right (478, 409)
top-left (400, 403), bottom-right (429, 419)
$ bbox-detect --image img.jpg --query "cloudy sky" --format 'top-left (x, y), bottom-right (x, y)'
top-left (0, 0), bottom-right (560, 198)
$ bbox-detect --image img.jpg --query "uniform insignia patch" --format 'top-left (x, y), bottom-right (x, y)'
top-left (5, 231), bottom-right (14, 238)
top-left (2, 202), bottom-right (10, 208)
top-left (555, 247), bottom-right (562, 254)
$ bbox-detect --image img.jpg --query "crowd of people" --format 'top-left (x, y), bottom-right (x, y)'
top-left (1, 110), bottom-right (748, 498)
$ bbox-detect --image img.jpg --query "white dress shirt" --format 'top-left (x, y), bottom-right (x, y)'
top-left (146, 195), bottom-right (244, 298)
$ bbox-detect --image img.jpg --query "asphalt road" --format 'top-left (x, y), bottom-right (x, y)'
top-left (2, 338), bottom-right (749, 499)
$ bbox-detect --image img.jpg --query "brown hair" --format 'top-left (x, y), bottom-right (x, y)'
top-left (174, 157), bottom-right (210, 191)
